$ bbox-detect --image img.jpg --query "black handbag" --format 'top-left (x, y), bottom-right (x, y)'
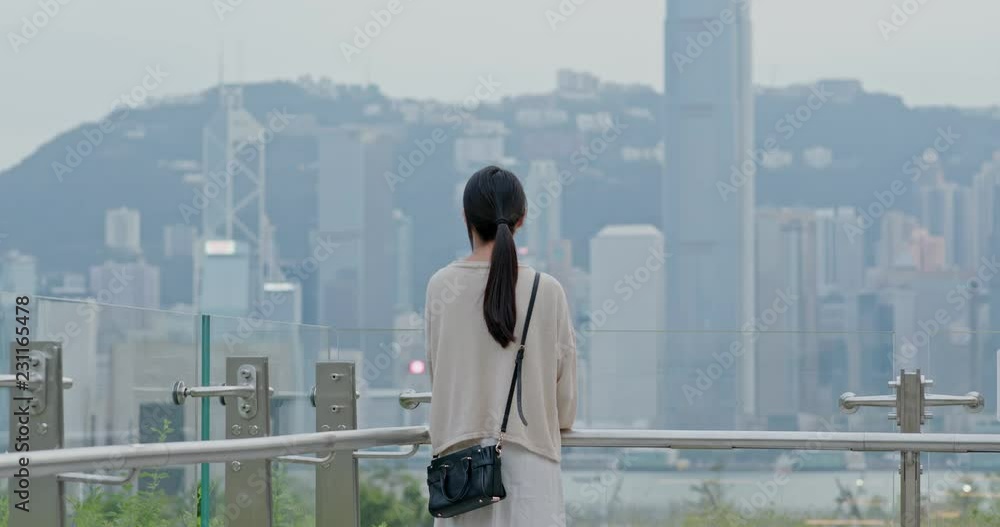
top-left (427, 271), bottom-right (542, 519)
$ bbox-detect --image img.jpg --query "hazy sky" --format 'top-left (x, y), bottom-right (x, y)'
top-left (2, 0), bottom-right (998, 172)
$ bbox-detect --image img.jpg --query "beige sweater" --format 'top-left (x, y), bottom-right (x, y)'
top-left (425, 261), bottom-right (577, 462)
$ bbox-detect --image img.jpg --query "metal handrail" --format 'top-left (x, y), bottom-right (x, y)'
top-left (9, 427), bottom-right (1000, 480)
top-left (399, 390), bottom-right (431, 409)
top-left (0, 427), bottom-right (429, 479)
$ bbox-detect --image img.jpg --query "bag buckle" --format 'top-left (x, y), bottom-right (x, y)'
top-left (496, 433), bottom-right (504, 457)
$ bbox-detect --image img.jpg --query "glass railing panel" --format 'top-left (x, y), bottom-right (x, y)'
top-left (350, 327), bottom-right (900, 524)
top-left (583, 329), bottom-right (896, 434)
top-left (357, 446), bottom-right (901, 526)
top-left (561, 449), bottom-right (898, 526)
top-left (205, 315), bottom-right (330, 526)
top-left (0, 293), bottom-right (200, 526)
top-left (333, 328), bottom-right (428, 430)
top-left (922, 330), bottom-right (1000, 526)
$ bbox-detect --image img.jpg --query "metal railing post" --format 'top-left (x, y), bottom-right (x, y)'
top-left (896, 371), bottom-right (925, 527)
top-left (224, 357), bottom-right (272, 527)
top-left (7, 341), bottom-right (65, 527)
top-left (315, 361), bottom-right (359, 527)
top-left (840, 369), bottom-right (983, 527)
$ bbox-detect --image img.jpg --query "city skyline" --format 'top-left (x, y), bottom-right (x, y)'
top-left (4, 0), bottom-right (1000, 172)
top-left (1, 1), bottom-right (999, 434)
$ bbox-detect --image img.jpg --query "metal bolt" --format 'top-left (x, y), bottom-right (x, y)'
top-left (37, 423), bottom-right (48, 435)
top-left (249, 425), bottom-right (260, 436)
top-left (30, 358), bottom-right (40, 368)
top-left (338, 425), bottom-right (347, 430)
top-left (240, 403), bottom-right (251, 413)
top-left (231, 425), bottom-right (242, 436)
top-left (231, 461), bottom-right (242, 472)
top-left (240, 368), bottom-right (251, 379)
top-left (331, 373), bottom-right (341, 381)
top-left (330, 405), bottom-right (341, 413)
top-left (320, 425), bottom-right (331, 432)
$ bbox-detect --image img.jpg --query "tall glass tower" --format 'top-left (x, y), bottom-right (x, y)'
top-left (663, 0), bottom-right (756, 429)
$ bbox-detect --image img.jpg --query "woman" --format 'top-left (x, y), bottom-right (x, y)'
top-left (425, 165), bottom-right (578, 526)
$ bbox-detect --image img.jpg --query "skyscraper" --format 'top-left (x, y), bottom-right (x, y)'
top-left (918, 178), bottom-right (956, 265)
top-left (89, 259), bottom-right (161, 312)
top-left (316, 126), bottom-right (400, 385)
top-left (972, 152), bottom-right (1000, 264)
top-left (524, 160), bottom-right (562, 270)
top-left (200, 239), bottom-right (252, 316)
top-left (104, 207), bottom-right (142, 255)
top-left (393, 209), bottom-right (414, 314)
top-left (755, 208), bottom-right (819, 425)
top-left (815, 207), bottom-right (866, 295)
top-left (663, 0), bottom-right (755, 428)
top-left (588, 225), bottom-right (665, 427)
top-left (196, 85), bottom-right (271, 314)
top-left (953, 185), bottom-right (977, 269)
top-left (0, 250), bottom-right (38, 295)
top-left (877, 211), bottom-right (921, 270)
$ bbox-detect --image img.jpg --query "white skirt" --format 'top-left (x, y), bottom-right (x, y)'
top-left (435, 441), bottom-right (566, 527)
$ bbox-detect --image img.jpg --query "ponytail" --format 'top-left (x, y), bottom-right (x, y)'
top-left (463, 166), bottom-right (527, 348)
top-left (484, 221), bottom-right (519, 347)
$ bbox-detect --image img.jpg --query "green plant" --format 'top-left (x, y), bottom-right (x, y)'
top-left (271, 466), bottom-right (312, 527)
top-left (360, 465), bottom-right (432, 527)
top-left (68, 419), bottom-right (179, 527)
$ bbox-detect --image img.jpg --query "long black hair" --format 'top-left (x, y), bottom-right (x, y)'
top-left (463, 165), bottom-right (527, 348)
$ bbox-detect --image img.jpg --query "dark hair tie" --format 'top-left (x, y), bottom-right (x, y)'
top-left (495, 219), bottom-right (511, 227)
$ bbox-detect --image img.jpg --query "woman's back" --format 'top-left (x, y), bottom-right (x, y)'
top-left (424, 165), bottom-right (576, 526)
top-left (425, 261), bottom-right (577, 462)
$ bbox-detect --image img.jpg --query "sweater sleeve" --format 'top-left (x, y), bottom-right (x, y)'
top-left (425, 281), bottom-right (436, 384)
top-left (555, 284), bottom-right (577, 430)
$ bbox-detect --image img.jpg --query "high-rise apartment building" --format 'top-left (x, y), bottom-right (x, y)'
top-left (588, 225), bottom-right (665, 427)
top-left (105, 207), bottom-right (142, 255)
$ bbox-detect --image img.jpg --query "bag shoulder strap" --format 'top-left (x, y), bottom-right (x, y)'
top-left (500, 271), bottom-right (541, 436)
